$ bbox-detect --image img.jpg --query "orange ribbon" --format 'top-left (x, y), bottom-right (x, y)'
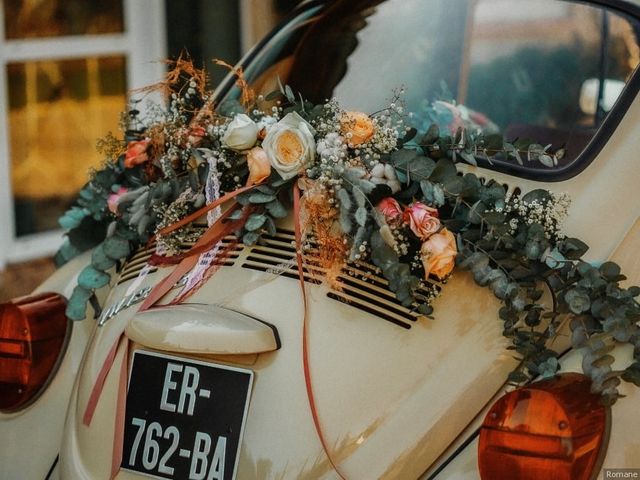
top-left (84, 180), bottom-right (347, 479)
top-left (83, 185), bottom-right (254, 478)
top-left (158, 183), bottom-right (257, 236)
top-left (293, 183), bottom-right (347, 480)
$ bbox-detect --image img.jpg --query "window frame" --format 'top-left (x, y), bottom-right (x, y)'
top-left (0, 0), bottom-right (167, 268)
top-left (218, 0), bottom-right (640, 182)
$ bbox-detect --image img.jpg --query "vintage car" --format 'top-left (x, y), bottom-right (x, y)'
top-left (1, 0), bottom-right (640, 479)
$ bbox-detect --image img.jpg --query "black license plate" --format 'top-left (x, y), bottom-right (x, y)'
top-left (121, 350), bottom-right (253, 480)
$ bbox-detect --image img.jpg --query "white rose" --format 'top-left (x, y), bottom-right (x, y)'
top-left (262, 112), bottom-right (316, 180)
top-left (222, 114), bottom-right (259, 151)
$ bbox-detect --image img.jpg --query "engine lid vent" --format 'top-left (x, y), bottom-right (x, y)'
top-left (241, 229), bottom-right (438, 329)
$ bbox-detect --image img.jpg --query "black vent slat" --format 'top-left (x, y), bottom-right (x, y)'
top-left (336, 275), bottom-right (420, 316)
top-left (240, 230), bottom-right (432, 329)
top-left (327, 293), bottom-right (411, 329)
top-left (332, 284), bottom-right (419, 322)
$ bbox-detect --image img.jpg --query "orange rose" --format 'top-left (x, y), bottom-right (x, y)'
top-left (403, 202), bottom-right (440, 239)
top-left (124, 139), bottom-right (150, 168)
top-left (341, 111), bottom-right (375, 146)
top-left (246, 147), bottom-right (271, 185)
top-left (421, 228), bottom-right (457, 280)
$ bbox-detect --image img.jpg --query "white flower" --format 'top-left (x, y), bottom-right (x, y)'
top-left (257, 115), bottom-right (278, 131)
top-left (262, 112), bottom-right (316, 180)
top-left (222, 114), bottom-right (259, 151)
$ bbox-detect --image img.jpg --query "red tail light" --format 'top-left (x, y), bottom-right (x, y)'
top-left (478, 373), bottom-right (609, 480)
top-left (0, 292), bottom-right (70, 412)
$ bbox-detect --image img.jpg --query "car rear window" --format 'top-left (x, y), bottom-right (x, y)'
top-left (226, 0), bottom-right (640, 180)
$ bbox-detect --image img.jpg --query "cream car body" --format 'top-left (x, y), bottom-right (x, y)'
top-left (2, 0), bottom-right (640, 479)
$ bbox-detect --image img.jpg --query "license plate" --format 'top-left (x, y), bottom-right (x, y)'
top-left (121, 350), bottom-right (253, 480)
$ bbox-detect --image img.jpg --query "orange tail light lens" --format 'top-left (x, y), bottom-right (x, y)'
top-left (478, 373), bottom-right (609, 480)
top-left (0, 292), bottom-right (70, 412)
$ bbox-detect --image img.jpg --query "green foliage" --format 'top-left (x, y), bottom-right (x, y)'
top-left (54, 81), bottom-right (640, 405)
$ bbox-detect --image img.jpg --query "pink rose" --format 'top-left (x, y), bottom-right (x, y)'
top-left (403, 202), bottom-right (440, 239)
top-left (187, 126), bottom-right (206, 146)
top-left (436, 101), bottom-right (464, 133)
top-left (124, 139), bottom-right (150, 168)
top-left (107, 187), bottom-right (128, 215)
top-left (377, 197), bottom-right (403, 221)
top-left (421, 228), bottom-right (457, 280)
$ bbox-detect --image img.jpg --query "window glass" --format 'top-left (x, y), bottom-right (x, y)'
top-left (3, 0), bottom-right (124, 39)
top-left (8, 56), bottom-right (127, 236)
top-left (230, 0), bottom-right (640, 178)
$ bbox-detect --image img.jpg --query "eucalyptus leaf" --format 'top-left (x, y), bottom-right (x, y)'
top-left (266, 200), bottom-right (287, 218)
top-left (420, 124), bottom-right (440, 146)
top-left (91, 245), bottom-right (116, 271)
top-left (429, 158), bottom-right (457, 183)
top-left (103, 236), bottom-right (130, 260)
top-left (245, 213), bottom-right (267, 231)
top-left (522, 189), bottom-right (552, 204)
top-left (459, 151), bottom-right (477, 166)
top-left (78, 265), bottom-right (111, 289)
top-left (249, 192), bottom-right (277, 204)
top-left (66, 286), bottom-right (93, 321)
top-left (264, 216), bottom-right (277, 236)
top-left (242, 231), bottom-right (260, 245)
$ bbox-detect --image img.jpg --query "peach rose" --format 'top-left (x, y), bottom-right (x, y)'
top-left (421, 228), bottom-right (457, 280)
top-left (377, 197), bottom-right (402, 221)
top-left (246, 147), bottom-right (271, 185)
top-left (403, 202), bottom-right (440, 240)
top-left (124, 139), bottom-right (150, 168)
top-left (341, 111), bottom-right (375, 146)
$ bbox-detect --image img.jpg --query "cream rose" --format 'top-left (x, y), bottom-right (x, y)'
top-left (421, 228), bottom-right (457, 280)
top-left (222, 114), bottom-right (259, 151)
top-left (341, 111), bottom-right (375, 146)
top-left (262, 112), bottom-right (316, 180)
top-left (403, 202), bottom-right (441, 239)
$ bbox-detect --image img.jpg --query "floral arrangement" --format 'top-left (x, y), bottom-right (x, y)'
top-left (57, 60), bottom-right (640, 404)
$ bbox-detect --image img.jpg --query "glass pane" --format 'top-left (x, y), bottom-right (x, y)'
top-left (4, 0), bottom-right (124, 39)
top-left (227, 0), bottom-right (640, 178)
top-left (8, 56), bottom-right (127, 236)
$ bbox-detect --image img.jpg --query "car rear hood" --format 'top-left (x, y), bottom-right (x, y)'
top-left (60, 235), bottom-right (526, 479)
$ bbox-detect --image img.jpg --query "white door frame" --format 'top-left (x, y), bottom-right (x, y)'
top-left (0, 0), bottom-right (167, 268)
